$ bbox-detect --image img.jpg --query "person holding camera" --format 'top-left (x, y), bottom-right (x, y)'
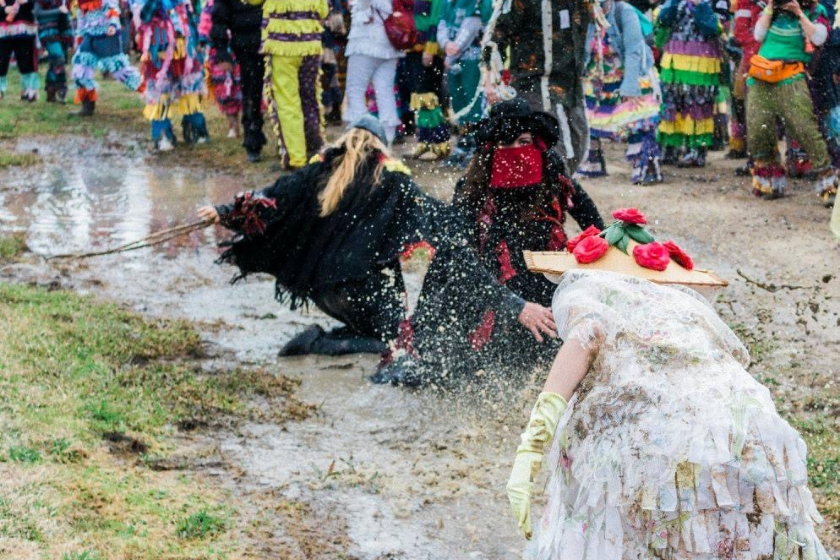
top-left (746, 0), bottom-right (836, 204)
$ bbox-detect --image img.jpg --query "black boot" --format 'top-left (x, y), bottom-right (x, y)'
top-left (278, 325), bottom-right (325, 357)
top-left (311, 327), bottom-right (387, 355)
top-left (71, 99), bottom-right (95, 117)
top-left (369, 357), bottom-right (425, 387)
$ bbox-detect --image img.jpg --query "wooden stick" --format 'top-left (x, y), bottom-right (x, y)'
top-left (46, 220), bottom-right (213, 261)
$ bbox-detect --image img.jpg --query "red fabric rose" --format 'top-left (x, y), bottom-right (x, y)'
top-left (612, 208), bottom-right (648, 225)
top-left (632, 242), bottom-right (670, 271)
top-left (573, 235), bottom-right (609, 264)
top-left (663, 240), bottom-right (694, 271)
top-left (566, 225), bottom-right (602, 253)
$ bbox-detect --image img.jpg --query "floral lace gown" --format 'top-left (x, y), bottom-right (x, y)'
top-left (527, 270), bottom-right (831, 560)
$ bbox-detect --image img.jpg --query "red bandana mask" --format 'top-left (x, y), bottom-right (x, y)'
top-left (489, 145), bottom-right (544, 189)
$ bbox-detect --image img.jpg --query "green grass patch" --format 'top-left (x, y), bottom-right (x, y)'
top-left (177, 509), bottom-right (228, 540)
top-left (0, 233), bottom-right (28, 262)
top-left (0, 70), bottom-right (284, 173)
top-left (0, 149), bottom-right (39, 167)
top-left (0, 281), bottom-right (312, 558)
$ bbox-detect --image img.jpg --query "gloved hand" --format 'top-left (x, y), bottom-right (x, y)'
top-left (506, 392), bottom-right (568, 540)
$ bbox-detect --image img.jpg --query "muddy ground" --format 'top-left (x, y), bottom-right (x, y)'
top-left (1, 132), bottom-right (838, 559)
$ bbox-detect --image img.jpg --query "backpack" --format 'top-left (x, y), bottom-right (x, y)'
top-left (378, 0), bottom-right (418, 51)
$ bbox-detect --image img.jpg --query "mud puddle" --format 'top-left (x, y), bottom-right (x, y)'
top-left (0, 136), bottom-right (529, 558)
top-left (1, 135), bottom-right (838, 557)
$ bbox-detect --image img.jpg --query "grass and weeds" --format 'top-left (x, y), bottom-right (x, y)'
top-left (0, 281), bottom-right (312, 559)
top-left (0, 70), bottom-right (282, 173)
top-left (790, 413), bottom-right (840, 534)
top-left (0, 233), bottom-right (28, 262)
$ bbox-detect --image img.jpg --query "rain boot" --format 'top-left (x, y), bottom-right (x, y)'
top-left (278, 325), bottom-right (325, 356)
top-left (71, 99), bottom-right (95, 116)
top-left (151, 119), bottom-right (176, 151)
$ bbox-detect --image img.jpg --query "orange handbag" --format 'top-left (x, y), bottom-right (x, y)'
top-left (748, 55), bottom-right (805, 83)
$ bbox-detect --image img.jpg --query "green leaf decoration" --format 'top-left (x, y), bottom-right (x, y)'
top-left (616, 233), bottom-right (630, 254)
top-left (605, 224), bottom-right (625, 246)
top-left (625, 224), bottom-right (654, 244)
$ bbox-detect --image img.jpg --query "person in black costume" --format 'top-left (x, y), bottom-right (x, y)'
top-left (199, 115), bottom-right (560, 357)
top-left (210, 0), bottom-right (266, 162)
top-left (372, 98), bottom-right (605, 387)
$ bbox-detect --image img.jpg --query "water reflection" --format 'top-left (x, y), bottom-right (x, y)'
top-left (0, 154), bottom-right (248, 258)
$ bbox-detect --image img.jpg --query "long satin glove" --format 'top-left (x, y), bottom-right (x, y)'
top-left (506, 392), bottom-right (568, 540)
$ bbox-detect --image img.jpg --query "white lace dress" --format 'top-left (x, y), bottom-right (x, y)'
top-left (527, 270), bottom-right (832, 560)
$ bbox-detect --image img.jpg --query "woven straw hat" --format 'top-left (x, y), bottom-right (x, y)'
top-left (524, 209), bottom-right (727, 287)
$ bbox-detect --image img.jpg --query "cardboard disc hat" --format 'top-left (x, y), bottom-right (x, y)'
top-left (524, 208), bottom-right (727, 287)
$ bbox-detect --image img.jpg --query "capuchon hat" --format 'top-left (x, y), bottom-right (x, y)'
top-left (349, 114), bottom-right (388, 145)
top-left (524, 208), bottom-right (727, 287)
top-left (474, 97), bottom-right (561, 148)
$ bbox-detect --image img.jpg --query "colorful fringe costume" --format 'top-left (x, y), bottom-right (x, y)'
top-left (132, 0), bottom-right (208, 148)
top-left (656, 0), bottom-right (722, 166)
top-left (0, 0), bottom-right (39, 101)
top-left (72, 0), bottom-right (142, 110)
top-left (746, 5), bottom-right (837, 202)
top-left (246, 0), bottom-right (327, 169)
top-left (579, 2), bottom-right (661, 183)
top-left (34, 0), bottom-right (73, 102)
top-left (407, 0), bottom-right (450, 160)
top-left (199, 0), bottom-right (242, 121)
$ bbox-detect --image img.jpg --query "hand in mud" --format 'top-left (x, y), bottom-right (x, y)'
top-left (518, 302), bottom-right (558, 343)
top-left (197, 206), bottom-right (220, 224)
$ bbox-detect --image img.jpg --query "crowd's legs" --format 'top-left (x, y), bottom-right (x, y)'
top-left (266, 54), bottom-right (323, 168)
top-left (747, 79), bottom-right (837, 202)
top-left (236, 46), bottom-right (266, 161)
top-left (345, 54), bottom-right (399, 145)
top-left (0, 35), bottom-right (40, 101)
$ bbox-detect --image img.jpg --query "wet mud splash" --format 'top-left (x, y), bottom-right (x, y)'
top-left (1, 135), bottom-right (838, 557)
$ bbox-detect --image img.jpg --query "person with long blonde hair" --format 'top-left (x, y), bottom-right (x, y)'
top-left (198, 117), bottom-right (416, 355)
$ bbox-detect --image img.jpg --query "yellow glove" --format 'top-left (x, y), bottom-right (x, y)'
top-left (506, 392), bottom-right (568, 540)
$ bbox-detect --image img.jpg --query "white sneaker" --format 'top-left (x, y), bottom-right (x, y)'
top-left (196, 135), bottom-right (209, 144)
top-left (227, 128), bottom-right (237, 139)
top-left (157, 136), bottom-right (174, 152)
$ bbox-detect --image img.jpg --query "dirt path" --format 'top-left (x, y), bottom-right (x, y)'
top-left (1, 134), bottom-right (838, 558)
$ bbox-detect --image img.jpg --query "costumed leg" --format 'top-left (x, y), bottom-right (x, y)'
top-left (143, 77), bottom-right (177, 150)
top-left (729, 72), bottom-right (747, 157)
top-left (370, 57), bottom-right (399, 145)
top-left (267, 54), bottom-right (307, 168)
top-left (235, 46), bottom-right (266, 158)
top-left (45, 41), bottom-right (68, 101)
top-left (557, 82), bottom-right (590, 175)
top-left (411, 57), bottom-right (450, 159)
top-left (747, 80), bottom-right (785, 199)
top-left (14, 36), bottom-right (40, 101)
top-left (778, 79), bottom-right (837, 206)
top-left (298, 54), bottom-right (324, 156)
top-left (0, 39), bottom-right (12, 97)
top-left (71, 36), bottom-right (99, 109)
top-left (94, 35), bottom-right (142, 92)
top-left (283, 265), bottom-right (407, 357)
top-left (344, 54), bottom-right (378, 124)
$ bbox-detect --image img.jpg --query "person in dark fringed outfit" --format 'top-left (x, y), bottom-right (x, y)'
top-left (201, 115), bottom-right (555, 358)
top-left (372, 99), bottom-right (606, 387)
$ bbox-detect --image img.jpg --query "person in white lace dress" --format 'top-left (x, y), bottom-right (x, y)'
top-left (507, 269), bottom-right (832, 560)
